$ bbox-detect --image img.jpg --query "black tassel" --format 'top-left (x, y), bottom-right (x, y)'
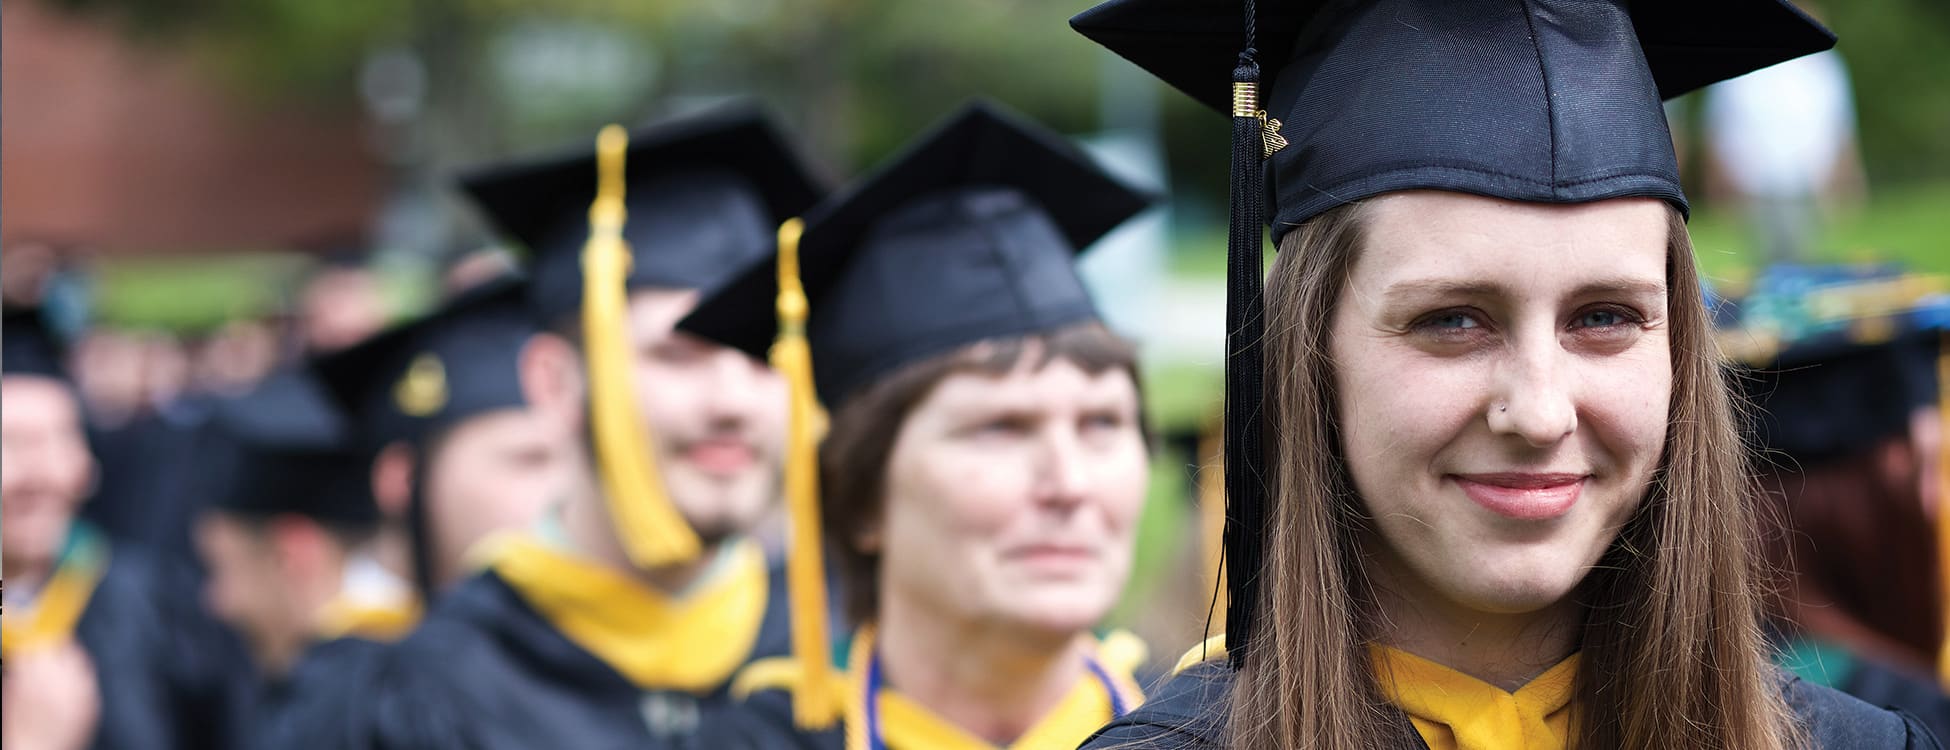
top-left (406, 450), bottom-right (437, 601)
top-left (1223, 48), bottom-right (1268, 671)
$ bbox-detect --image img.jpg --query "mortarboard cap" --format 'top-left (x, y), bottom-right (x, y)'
top-left (1074, 0), bottom-right (1835, 669)
top-left (458, 102), bottom-right (827, 323)
top-left (2, 306), bottom-right (69, 382)
top-left (1073, 0), bottom-right (1836, 235)
top-left (1720, 265), bottom-right (1950, 462)
top-left (312, 277), bottom-right (536, 453)
top-left (210, 371), bottom-right (377, 526)
top-left (680, 100), bottom-right (1154, 408)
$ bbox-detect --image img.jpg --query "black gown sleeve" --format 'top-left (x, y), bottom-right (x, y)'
top-left (700, 686), bottom-right (843, 750)
top-left (1077, 661), bottom-right (1232, 750)
top-left (1785, 675), bottom-right (1945, 749)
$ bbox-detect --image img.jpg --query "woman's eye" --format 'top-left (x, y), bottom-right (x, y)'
top-left (974, 417), bottom-right (1031, 436)
top-left (1571, 306), bottom-right (1640, 329)
top-left (1413, 309), bottom-right (1485, 333)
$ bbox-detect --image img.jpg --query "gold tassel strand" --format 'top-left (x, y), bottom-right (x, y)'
top-left (771, 217), bottom-right (840, 728)
top-left (582, 124), bottom-right (702, 569)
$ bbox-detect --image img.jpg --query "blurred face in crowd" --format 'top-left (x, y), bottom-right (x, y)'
top-left (422, 408), bottom-right (572, 585)
top-left (621, 288), bottom-right (788, 543)
top-left (1330, 191), bottom-right (1671, 621)
top-left (1, 376), bottom-right (95, 573)
top-left (874, 353), bottom-right (1147, 637)
top-left (299, 267), bottom-right (388, 355)
top-left (194, 513), bottom-right (337, 674)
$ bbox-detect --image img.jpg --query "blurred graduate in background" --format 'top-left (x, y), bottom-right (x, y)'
top-left (687, 101), bottom-right (1157, 750)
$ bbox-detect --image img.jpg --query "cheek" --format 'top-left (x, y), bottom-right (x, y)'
top-left (634, 365), bottom-right (703, 432)
top-left (1336, 346), bottom-right (1477, 475)
top-left (1095, 444), bottom-right (1151, 531)
top-left (1580, 346), bottom-right (1672, 467)
top-left (884, 442), bottom-right (1025, 554)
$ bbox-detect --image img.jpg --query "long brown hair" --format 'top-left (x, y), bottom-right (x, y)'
top-left (1226, 202), bottom-right (1806, 749)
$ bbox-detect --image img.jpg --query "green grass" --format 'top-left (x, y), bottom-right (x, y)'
top-left (1165, 180), bottom-right (1950, 284)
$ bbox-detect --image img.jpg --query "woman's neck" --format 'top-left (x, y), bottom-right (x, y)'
top-left (876, 595), bottom-right (1093, 745)
top-left (1368, 562), bottom-right (1582, 692)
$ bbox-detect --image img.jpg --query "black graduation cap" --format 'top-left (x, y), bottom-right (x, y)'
top-left (312, 277), bottom-right (536, 452)
top-left (677, 100), bottom-right (1155, 409)
top-left (1744, 334), bottom-right (1940, 463)
top-left (209, 371), bottom-right (377, 526)
top-left (1073, 0), bottom-right (1836, 233)
top-left (457, 102), bottom-right (827, 323)
top-left (2, 306), bottom-right (69, 382)
top-left (1073, 0), bottom-right (1835, 669)
top-left (1722, 265), bottom-right (1950, 462)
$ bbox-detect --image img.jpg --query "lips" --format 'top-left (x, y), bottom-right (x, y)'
top-left (1005, 543), bottom-right (1098, 571)
top-left (1452, 472), bottom-right (1586, 520)
top-left (681, 439), bottom-right (756, 476)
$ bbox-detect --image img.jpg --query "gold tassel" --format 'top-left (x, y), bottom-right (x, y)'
top-left (771, 217), bottom-right (841, 728)
top-left (582, 124), bottom-right (702, 569)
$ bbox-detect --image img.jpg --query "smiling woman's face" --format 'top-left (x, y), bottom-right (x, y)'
top-left (1330, 191), bottom-right (1672, 618)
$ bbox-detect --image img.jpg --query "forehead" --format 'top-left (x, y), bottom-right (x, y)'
top-left (920, 357), bottom-right (1135, 410)
top-left (626, 288), bottom-right (703, 334)
top-left (1358, 191), bottom-right (1669, 283)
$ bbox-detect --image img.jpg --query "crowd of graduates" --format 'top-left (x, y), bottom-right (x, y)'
top-left (3, 0), bottom-right (1948, 748)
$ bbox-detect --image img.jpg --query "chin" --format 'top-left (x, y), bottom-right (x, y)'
top-left (1433, 561), bottom-right (1591, 615)
top-left (667, 476), bottom-right (774, 538)
top-left (4, 517), bottom-right (70, 562)
top-left (997, 582), bottom-right (1118, 634)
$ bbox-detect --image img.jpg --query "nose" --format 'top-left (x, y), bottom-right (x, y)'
top-left (698, 349), bottom-right (776, 425)
top-left (1034, 424), bottom-right (1091, 510)
top-left (1487, 329), bottom-right (1578, 448)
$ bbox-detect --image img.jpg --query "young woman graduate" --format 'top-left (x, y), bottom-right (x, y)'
top-left (677, 101), bottom-right (1157, 750)
top-left (1068, 0), bottom-right (1942, 747)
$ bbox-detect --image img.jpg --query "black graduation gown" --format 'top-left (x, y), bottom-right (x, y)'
top-left (707, 686), bottom-right (842, 750)
top-left (82, 401), bottom-right (223, 573)
top-left (1079, 661), bottom-right (1944, 749)
top-left (246, 636), bottom-right (396, 747)
top-left (1828, 655), bottom-right (1950, 746)
top-left (64, 539), bottom-right (250, 749)
top-left (275, 559), bottom-right (792, 750)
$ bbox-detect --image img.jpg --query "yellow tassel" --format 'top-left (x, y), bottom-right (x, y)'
top-left (582, 124), bottom-right (702, 569)
top-left (772, 217), bottom-right (841, 728)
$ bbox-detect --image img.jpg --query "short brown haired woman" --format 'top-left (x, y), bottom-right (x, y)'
top-left (1071, 0), bottom-right (1941, 747)
top-left (682, 102), bottom-right (1158, 749)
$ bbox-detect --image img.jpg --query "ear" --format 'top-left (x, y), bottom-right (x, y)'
top-left (518, 332), bottom-right (586, 435)
top-left (370, 442), bottom-right (415, 519)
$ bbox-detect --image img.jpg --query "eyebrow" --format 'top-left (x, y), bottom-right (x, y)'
top-left (1379, 277), bottom-right (1667, 300)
